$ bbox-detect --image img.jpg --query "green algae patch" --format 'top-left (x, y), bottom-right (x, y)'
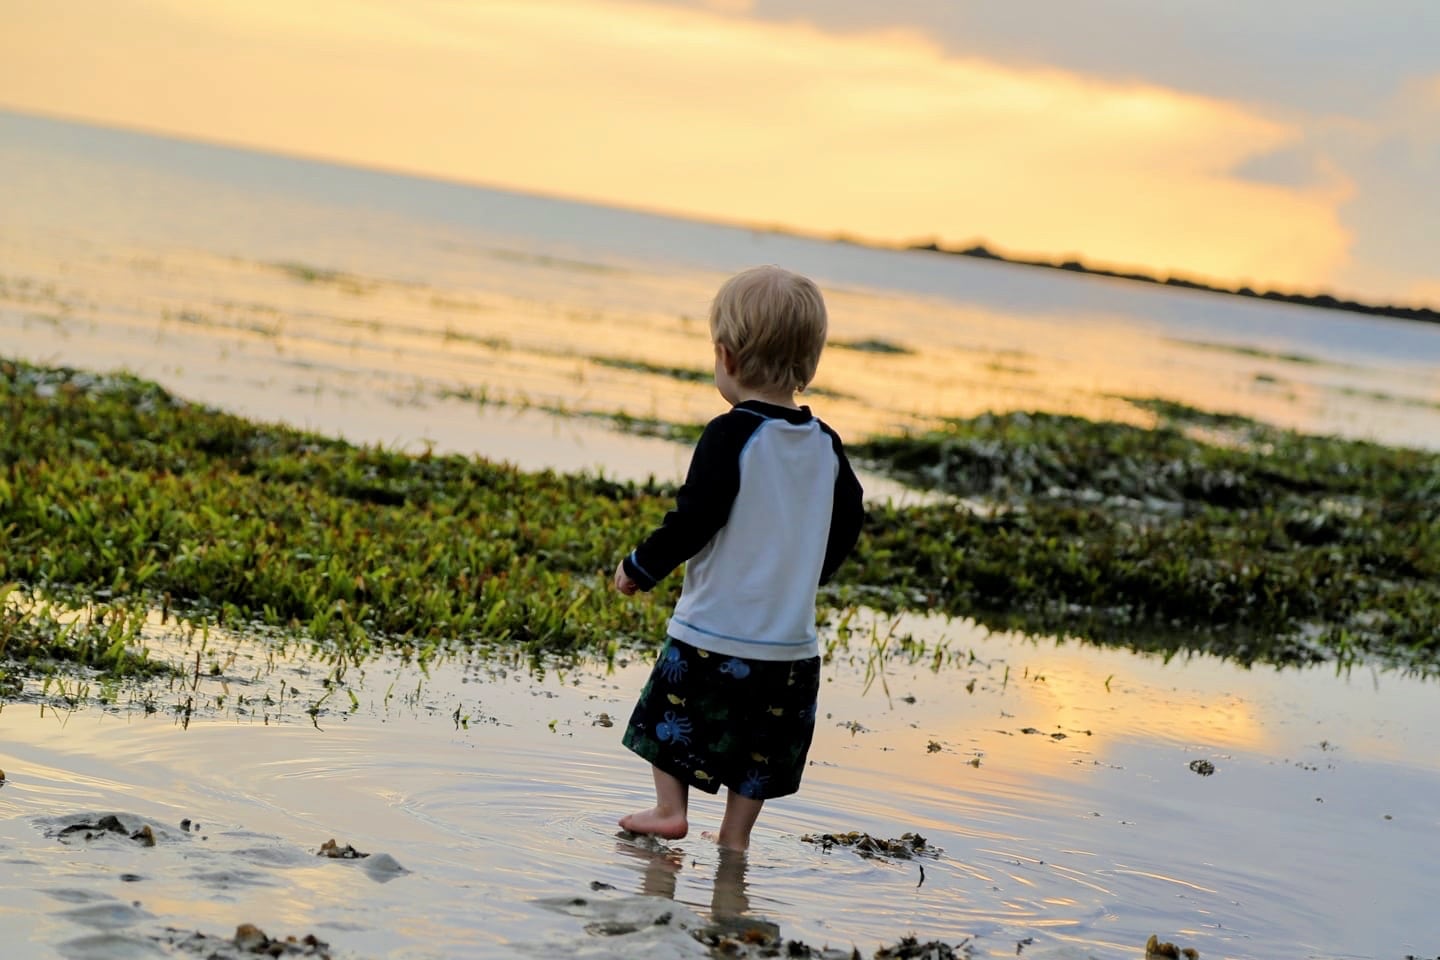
top-left (849, 407), bottom-right (1440, 670)
top-left (4, 358), bottom-right (1439, 686)
top-left (0, 359), bottom-right (679, 686)
top-left (0, 588), bottom-right (175, 688)
top-left (830, 338), bottom-right (913, 356)
top-left (590, 356), bottom-right (713, 384)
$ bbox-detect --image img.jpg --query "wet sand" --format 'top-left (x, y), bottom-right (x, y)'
top-left (3, 611), bottom-right (1437, 958)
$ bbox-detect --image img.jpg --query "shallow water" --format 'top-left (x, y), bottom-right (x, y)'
top-left (5, 111), bottom-right (1440, 958)
top-left (3, 109), bottom-right (1439, 492)
top-left (2, 613), bottom-right (1439, 958)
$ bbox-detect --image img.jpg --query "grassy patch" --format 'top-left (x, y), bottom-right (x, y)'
top-left (267, 261), bottom-right (374, 295)
top-left (437, 385), bottom-right (707, 445)
top-left (4, 360), bottom-right (1438, 688)
top-left (849, 407), bottom-right (1440, 669)
top-left (1333, 385), bottom-right (1440, 412)
top-left (590, 356), bottom-right (712, 383)
top-left (1, 359), bottom-right (678, 686)
top-left (982, 360), bottom-right (1034, 377)
top-left (0, 586), bottom-right (177, 700)
top-left (1117, 395), bottom-right (1261, 432)
top-left (1168, 338), bottom-right (1328, 367)
top-left (606, 411), bottom-right (706, 445)
top-left (830, 338), bottom-right (913, 356)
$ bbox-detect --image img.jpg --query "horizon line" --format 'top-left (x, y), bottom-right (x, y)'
top-left (3, 103), bottom-right (1436, 321)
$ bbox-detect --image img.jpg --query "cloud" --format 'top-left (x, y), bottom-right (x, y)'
top-left (682, 0), bottom-right (1440, 118)
top-left (1395, 72), bottom-right (1440, 141)
top-left (1285, 72), bottom-right (1440, 302)
top-left (0, 0), bottom-right (1354, 291)
top-left (696, 0), bottom-right (756, 12)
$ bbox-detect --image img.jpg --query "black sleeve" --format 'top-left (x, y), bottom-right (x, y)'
top-left (621, 412), bottom-right (756, 591)
top-left (819, 427), bottom-right (865, 585)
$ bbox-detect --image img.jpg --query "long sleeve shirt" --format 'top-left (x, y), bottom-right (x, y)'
top-left (622, 400), bottom-right (864, 661)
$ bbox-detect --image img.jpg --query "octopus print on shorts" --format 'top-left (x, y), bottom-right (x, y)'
top-left (622, 637), bottom-right (821, 799)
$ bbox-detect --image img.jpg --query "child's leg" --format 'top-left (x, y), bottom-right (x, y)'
top-left (714, 789), bottom-right (764, 851)
top-left (620, 765), bottom-right (690, 839)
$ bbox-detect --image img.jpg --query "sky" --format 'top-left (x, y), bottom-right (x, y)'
top-left (1, 0), bottom-right (1437, 304)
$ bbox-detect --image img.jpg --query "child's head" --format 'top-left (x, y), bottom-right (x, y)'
top-left (710, 266), bottom-right (828, 394)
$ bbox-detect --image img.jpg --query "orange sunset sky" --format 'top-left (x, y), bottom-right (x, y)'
top-left (2, 0), bottom-right (1437, 303)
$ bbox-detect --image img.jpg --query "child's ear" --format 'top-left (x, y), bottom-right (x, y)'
top-left (717, 343), bottom-right (739, 376)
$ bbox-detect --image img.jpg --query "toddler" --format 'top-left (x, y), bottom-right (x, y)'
top-left (613, 265), bottom-right (864, 851)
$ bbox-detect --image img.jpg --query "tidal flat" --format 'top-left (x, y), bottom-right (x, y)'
top-left (3, 358), bottom-right (1440, 960)
top-left (3, 590), bottom-right (1439, 959)
top-left (4, 112), bottom-right (1440, 959)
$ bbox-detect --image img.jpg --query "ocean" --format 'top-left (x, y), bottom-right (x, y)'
top-left (3, 108), bottom-right (1437, 484)
top-left (2, 109), bottom-right (1439, 960)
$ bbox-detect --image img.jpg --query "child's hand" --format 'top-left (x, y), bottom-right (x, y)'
top-left (614, 559), bottom-right (639, 596)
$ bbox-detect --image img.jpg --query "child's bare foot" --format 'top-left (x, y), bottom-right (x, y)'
top-left (620, 807), bottom-right (688, 840)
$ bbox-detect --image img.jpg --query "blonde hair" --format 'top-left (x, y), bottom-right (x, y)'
top-left (710, 266), bottom-right (828, 392)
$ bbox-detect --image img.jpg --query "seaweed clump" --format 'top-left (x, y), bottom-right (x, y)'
top-left (0, 358), bottom-right (677, 683)
top-left (158, 923), bottom-right (333, 958)
top-left (800, 831), bottom-right (938, 859)
top-left (3, 358), bottom-right (1439, 686)
top-left (849, 402), bottom-right (1440, 671)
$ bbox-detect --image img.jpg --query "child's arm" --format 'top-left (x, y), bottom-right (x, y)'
top-left (618, 414), bottom-right (747, 592)
top-left (819, 431), bottom-right (865, 584)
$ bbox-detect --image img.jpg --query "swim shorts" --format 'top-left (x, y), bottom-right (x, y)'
top-left (622, 636), bottom-right (821, 800)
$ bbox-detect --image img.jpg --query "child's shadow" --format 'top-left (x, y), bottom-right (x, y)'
top-left (614, 837), bottom-right (751, 918)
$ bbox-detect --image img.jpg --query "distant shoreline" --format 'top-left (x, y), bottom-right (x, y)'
top-left (902, 241), bottom-right (1440, 326)
top-left (4, 107), bottom-right (1435, 325)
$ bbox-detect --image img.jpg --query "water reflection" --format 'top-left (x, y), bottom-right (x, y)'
top-left (614, 838), bottom-right (752, 920)
top-left (710, 847), bottom-right (751, 919)
top-left (616, 838), bottom-right (684, 900)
